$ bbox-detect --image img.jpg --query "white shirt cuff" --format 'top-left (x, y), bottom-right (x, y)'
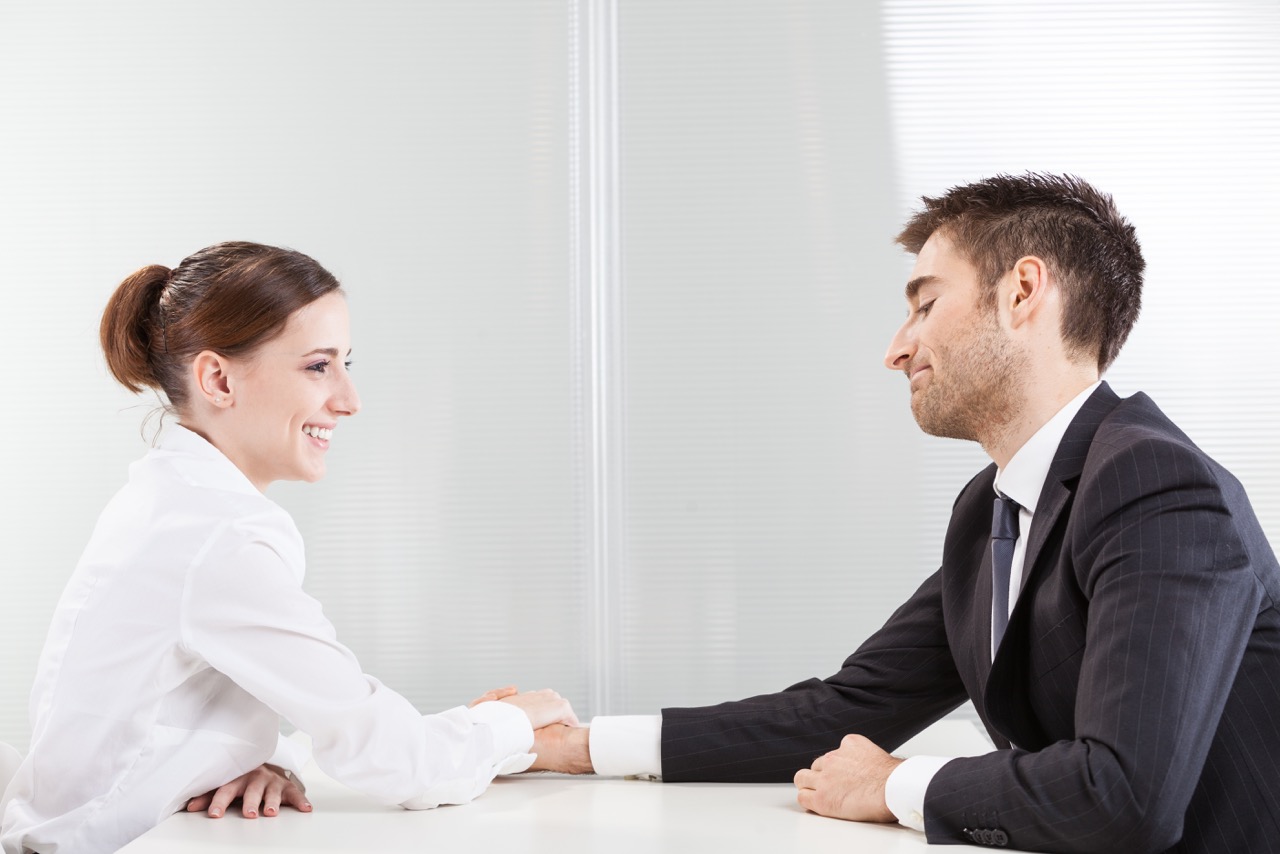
top-left (466, 701), bottom-right (535, 769)
top-left (267, 731), bottom-right (310, 780)
top-left (587, 715), bottom-right (663, 778)
top-left (885, 755), bottom-right (952, 832)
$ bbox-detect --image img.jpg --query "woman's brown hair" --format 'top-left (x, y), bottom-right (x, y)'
top-left (100, 241), bottom-right (342, 409)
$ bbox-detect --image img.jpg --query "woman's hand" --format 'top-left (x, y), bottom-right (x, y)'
top-left (499, 688), bottom-right (580, 729)
top-left (185, 764), bottom-right (312, 819)
top-left (469, 685), bottom-right (519, 706)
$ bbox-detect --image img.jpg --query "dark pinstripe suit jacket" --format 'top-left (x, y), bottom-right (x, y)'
top-left (660, 383), bottom-right (1280, 853)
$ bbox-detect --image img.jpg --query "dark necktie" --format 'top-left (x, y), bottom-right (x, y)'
top-left (991, 495), bottom-right (1021, 651)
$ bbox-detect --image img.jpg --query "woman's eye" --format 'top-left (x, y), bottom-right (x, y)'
top-left (344, 360), bottom-right (354, 370)
top-left (306, 360), bottom-right (330, 374)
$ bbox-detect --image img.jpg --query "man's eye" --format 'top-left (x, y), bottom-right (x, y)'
top-left (917, 300), bottom-right (935, 317)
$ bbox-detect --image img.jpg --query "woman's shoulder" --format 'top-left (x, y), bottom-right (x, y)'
top-left (130, 448), bottom-right (302, 552)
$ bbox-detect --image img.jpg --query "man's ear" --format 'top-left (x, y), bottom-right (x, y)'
top-left (1007, 255), bottom-right (1051, 329)
top-left (191, 350), bottom-right (233, 408)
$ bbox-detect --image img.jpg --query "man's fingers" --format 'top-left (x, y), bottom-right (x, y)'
top-left (796, 786), bottom-right (819, 814)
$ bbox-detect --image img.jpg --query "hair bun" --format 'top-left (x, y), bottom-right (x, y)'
top-left (100, 264), bottom-right (171, 393)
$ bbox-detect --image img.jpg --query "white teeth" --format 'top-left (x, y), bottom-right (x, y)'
top-left (303, 426), bottom-right (333, 440)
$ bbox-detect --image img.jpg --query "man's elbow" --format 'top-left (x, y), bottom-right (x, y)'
top-left (1083, 783), bottom-right (1185, 854)
top-left (1114, 812), bottom-right (1183, 854)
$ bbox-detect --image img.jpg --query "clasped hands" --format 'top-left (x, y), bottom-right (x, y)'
top-left (185, 692), bottom-right (900, 828)
top-left (185, 684), bottom-right (578, 820)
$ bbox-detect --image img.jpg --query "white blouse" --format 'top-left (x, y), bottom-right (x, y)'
top-left (0, 425), bottom-right (533, 854)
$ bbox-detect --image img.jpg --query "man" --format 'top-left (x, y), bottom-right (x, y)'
top-left (531, 173), bottom-right (1280, 852)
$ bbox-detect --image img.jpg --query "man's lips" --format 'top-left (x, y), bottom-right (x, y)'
top-left (908, 364), bottom-right (931, 383)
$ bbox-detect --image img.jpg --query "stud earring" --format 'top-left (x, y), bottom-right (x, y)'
top-left (214, 396), bottom-right (223, 404)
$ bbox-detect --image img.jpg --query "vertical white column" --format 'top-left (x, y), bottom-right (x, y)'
top-left (570, 0), bottom-right (625, 717)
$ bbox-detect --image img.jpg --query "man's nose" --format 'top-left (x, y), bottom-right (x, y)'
top-left (884, 320), bottom-right (915, 371)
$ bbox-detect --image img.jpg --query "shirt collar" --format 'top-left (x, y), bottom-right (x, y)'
top-left (994, 381), bottom-right (1100, 514)
top-left (154, 423), bottom-right (262, 496)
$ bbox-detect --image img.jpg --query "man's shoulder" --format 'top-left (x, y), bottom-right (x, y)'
top-left (1089, 391), bottom-right (1208, 465)
top-left (951, 462), bottom-right (999, 510)
top-left (1078, 390), bottom-right (1252, 511)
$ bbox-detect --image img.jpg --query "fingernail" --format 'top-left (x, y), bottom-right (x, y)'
top-left (246, 810), bottom-right (257, 818)
top-left (265, 808), bottom-right (276, 816)
top-left (209, 808), bottom-right (221, 817)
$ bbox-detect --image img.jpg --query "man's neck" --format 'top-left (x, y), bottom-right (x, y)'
top-left (982, 367), bottom-right (1100, 468)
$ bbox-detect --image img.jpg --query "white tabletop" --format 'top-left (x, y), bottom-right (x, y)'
top-left (122, 720), bottom-right (1022, 853)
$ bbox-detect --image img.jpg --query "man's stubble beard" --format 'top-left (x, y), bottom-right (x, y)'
top-left (910, 314), bottom-right (1023, 445)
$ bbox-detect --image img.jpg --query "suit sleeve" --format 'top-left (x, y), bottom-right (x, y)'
top-left (924, 437), bottom-right (1266, 853)
top-left (661, 567), bottom-right (968, 782)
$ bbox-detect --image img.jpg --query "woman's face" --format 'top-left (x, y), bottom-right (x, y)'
top-left (210, 292), bottom-right (361, 490)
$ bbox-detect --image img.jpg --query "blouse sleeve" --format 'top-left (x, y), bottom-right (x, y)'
top-left (179, 527), bottom-right (534, 809)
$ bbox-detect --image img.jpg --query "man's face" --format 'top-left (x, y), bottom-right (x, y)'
top-left (883, 232), bottom-right (1022, 442)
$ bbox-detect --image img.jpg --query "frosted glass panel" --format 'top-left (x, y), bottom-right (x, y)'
top-left (883, 0), bottom-right (1280, 566)
top-left (0, 0), bottom-right (580, 747)
top-left (617, 1), bottom-right (923, 712)
top-left (4, 0), bottom-right (1276, 751)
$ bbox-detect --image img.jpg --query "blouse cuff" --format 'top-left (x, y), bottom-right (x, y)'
top-left (466, 701), bottom-right (535, 763)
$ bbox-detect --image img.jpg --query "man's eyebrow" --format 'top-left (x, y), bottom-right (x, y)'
top-left (905, 275), bottom-right (939, 301)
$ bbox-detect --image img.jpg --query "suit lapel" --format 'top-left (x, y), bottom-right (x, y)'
top-left (975, 541), bottom-right (994, 678)
top-left (938, 464), bottom-right (1000, 712)
top-left (1015, 383), bottom-right (1120, 598)
top-left (983, 383), bottom-right (1122, 747)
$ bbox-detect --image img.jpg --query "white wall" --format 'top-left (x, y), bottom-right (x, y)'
top-left (2, 0), bottom-right (1278, 750)
top-left (0, 0), bottom-right (583, 747)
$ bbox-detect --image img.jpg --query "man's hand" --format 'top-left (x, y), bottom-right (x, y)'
top-left (528, 725), bottom-right (595, 774)
top-left (793, 734), bottom-right (903, 823)
top-left (185, 764), bottom-right (311, 819)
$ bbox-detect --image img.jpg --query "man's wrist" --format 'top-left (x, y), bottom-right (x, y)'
top-left (531, 725), bottom-right (596, 774)
top-left (568, 725), bottom-right (595, 774)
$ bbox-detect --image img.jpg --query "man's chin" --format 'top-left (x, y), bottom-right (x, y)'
top-left (911, 405), bottom-right (979, 443)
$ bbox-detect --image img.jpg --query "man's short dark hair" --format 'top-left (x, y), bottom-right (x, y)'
top-left (896, 172), bottom-right (1144, 372)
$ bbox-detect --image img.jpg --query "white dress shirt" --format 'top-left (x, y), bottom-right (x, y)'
top-left (0, 425), bottom-right (533, 854)
top-left (587, 383), bottom-right (1102, 835)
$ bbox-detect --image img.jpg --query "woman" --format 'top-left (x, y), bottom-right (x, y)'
top-left (0, 242), bottom-right (575, 853)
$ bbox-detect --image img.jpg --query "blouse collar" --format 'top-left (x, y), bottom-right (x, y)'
top-left (153, 423), bottom-right (262, 496)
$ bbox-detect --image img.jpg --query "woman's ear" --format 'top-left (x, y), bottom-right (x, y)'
top-left (191, 350), bottom-right (233, 408)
